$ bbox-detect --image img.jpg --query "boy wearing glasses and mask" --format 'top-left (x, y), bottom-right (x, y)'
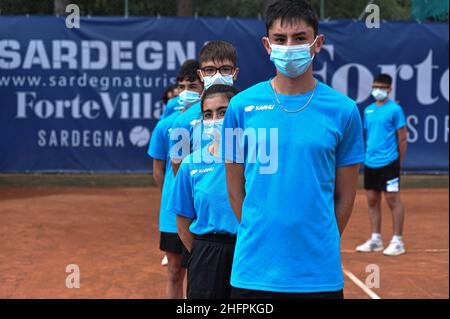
top-left (169, 41), bottom-right (239, 175)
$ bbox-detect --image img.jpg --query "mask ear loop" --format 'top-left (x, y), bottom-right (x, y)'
top-left (309, 36), bottom-right (319, 48)
top-left (309, 36), bottom-right (319, 61)
top-left (199, 69), bottom-right (207, 85)
top-left (265, 37), bottom-right (273, 49)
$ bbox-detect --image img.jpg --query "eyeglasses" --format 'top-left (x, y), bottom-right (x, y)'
top-left (200, 65), bottom-right (235, 77)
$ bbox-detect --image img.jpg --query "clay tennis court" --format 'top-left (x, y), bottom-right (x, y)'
top-left (0, 174), bottom-right (448, 299)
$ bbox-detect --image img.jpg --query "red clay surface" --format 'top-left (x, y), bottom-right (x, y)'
top-left (0, 187), bottom-right (448, 299)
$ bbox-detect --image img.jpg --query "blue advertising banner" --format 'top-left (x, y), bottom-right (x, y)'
top-left (0, 17), bottom-right (448, 173)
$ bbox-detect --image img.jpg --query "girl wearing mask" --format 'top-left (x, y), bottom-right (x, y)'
top-left (168, 85), bottom-right (239, 299)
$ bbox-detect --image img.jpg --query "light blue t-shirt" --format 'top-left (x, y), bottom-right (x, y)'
top-left (147, 111), bottom-right (180, 233)
top-left (364, 99), bottom-right (406, 168)
top-left (161, 96), bottom-right (183, 120)
top-left (222, 79), bottom-right (365, 293)
top-left (169, 102), bottom-right (209, 161)
top-left (168, 147), bottom-right (239, 236)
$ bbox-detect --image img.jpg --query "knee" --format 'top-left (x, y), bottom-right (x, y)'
top-left (167, 263), bottom-right (184, 282)
top-left (367, 194), bottom-right (380, 208)
top-left (385, 193), bottom-right (401, 208)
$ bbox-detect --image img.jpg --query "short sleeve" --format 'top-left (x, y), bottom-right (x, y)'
top-left (161, 97), bottom-right (178, 120)
top-left (169, 116), bottom-right (191, 161)
top-left (336, 105), bottom-right (365, 168)
top-left (160, 101), bottom-right (171, 120)
top-left (167, 160), bottom-right (196, 219)
top-left (190, 121), bottom-right (204, 153)
top-left (393, 105), bottom-right (406, 130)
top-left (160, 107), bottom-right (169, 120)
top-left (363, 109), bottom-right (367, 129)
top-left (147, 122), bottom-right (166, 160)
top-left (221, 99), bottom-right (244, 163)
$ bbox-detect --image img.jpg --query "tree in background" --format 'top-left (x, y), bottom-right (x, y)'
top-left (0, 0), bottom-right (54, 14)
top-left (54, 0), bottom-right (70, 15)
top-left (411, 0), bottom-right (449, 21)
top-left (177, 0), bottom-right (193, 16)
top-left (192, 0), bottom-right (412, 19)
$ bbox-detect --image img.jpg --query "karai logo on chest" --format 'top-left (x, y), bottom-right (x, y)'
top-left (190, 167), bottom-right (215, 176)
top-left (244, 105), bottom-right (275, 112)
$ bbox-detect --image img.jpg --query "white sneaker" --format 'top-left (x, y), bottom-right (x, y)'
top-left (356, 239), bottom-right (384, 252)
top-left (383, 241), bottom-right (406, 256)
top-left (161, 255), bottom-right (168, 266)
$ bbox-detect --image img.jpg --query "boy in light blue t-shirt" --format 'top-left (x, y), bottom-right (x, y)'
top-left (222, 0), bottom-right (364, 299)
top-left (147, 59), bottom-right (203, 299)
top-left (356, 74), bottom-right (408, 256)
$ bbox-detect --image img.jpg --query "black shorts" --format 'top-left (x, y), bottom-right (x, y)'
top-left (187, 233), bottom-right (236, 299)
top-left (364, 159), bottom-right (401, 192)
top-left (160, 232), bottom-right (183, 254)
top-left (159, 232), bottom-right (190, 268)
top-left (231, 287), bottom-right (344, 299)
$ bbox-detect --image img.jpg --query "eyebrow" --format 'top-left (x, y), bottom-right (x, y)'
top-left (203, 106), bottom-right (228, 112)
top-left (272, 32), bottom-right (307, 37)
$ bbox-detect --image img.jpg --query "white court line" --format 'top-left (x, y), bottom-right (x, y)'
top-left (424, 249), bottom-right (449, 253)
top-left (341, 249), bottom-right (449, 254)
top-left (342, 267), bottom-right (382, 300)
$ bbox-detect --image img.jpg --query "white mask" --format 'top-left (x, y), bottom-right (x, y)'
top-left (178, 90), bottom-right (201, 107)
top-left (203, 119), bottom-right (224, 142)
top-left (202, 73), bottom-right (234, 90)
top-left (372, 88), bottom-right (389, 101)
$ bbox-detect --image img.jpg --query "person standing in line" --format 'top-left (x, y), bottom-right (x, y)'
top-left (169, 41), bottom-right (240, 176)
top-left (160, 85), bottom-right (183, 120)
top-left (161, 84), bottom-right (180, 112)
top-left (169, 85), bottom-right (240, 299)
top-left (222, 0), bottom-right (365, 299)
top-left (356, 74), bottom-right (408, 256)
top-left (147, 60), bottom-right (203, 298)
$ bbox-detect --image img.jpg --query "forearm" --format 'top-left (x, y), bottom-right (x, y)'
top-left (397, 127), bottom-right (408, 163)
top-left (229, 188), bottom-right (244, 223)
top-left (398, 139), bottom-right (407, 163)
top-left (334, 193), bottom-right (356, 236)
top-left (152, 160), bottom-right (166, 192)
top-left (334, 164), bottom-right (360, 235)
top-left (176, 215), bottom-right (194, 252)
top-left (225, 163), bottom-right (245, 223)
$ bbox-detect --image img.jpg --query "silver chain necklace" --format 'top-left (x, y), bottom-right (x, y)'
top-left (271, 79), bottom-right (317, 113)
